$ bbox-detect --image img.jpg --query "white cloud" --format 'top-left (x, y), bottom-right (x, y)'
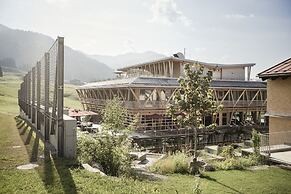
top-left (148, 0), bottom-right (191, 26)
top-left (225, 13), bottom-right (254, 19)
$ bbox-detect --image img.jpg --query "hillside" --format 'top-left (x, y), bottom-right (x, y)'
top-left (91, 51), bottom-right (166, 70)
top-left (0, 24), bottom-right (114, 82)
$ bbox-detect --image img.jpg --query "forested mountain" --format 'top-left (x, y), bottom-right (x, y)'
top-left (0, 24), bottom-right (114, 82)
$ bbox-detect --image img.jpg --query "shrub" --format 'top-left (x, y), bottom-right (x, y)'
top-left (211, 154), bottom-right (261, 170)
top-left (219, 145), bottom-right (235, 158)
top-left (150, 151), bottom-right (190, 174)
top-left (77, 133), bottom-right (132, 176)
top-left (252, 129), bottom-right (261, 155)
top-left (77, 97), bottom-right (135, 177)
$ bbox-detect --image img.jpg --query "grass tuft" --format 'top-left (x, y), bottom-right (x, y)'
top-left (150, 151), bottom-right (189, 174)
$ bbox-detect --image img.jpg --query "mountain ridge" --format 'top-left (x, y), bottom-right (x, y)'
top-left (0, 24), bottom-right (167, 82)
top-left (0, 24), bottom-right (114, 82)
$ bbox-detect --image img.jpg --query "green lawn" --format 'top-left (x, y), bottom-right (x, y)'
top-left (64, 84), bottom-right (83, 110)
top-left (0, 72), bottom-right (83, 114)
top-left (0, 73), bottom-right (22, 115)
top-left (1, 73), bottom-right (291, 193)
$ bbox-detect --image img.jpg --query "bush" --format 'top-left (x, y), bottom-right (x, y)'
top-left (220, 145), bottom-right (235, 158)
top-left (211, 154), bottom-right (261, 170)
top-left (77, 97), bottom-right (136, 177)
top-left (77, 133), bottom-right (132, 176)
top-left (150, 151), bottom-right (190, 174)
top-left (252, 129), bottom-right (261, 155)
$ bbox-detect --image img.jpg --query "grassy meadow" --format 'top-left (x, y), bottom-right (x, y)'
top-left (1, 72), bottom-right (291, 193)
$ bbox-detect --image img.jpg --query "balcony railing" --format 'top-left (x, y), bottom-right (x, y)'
top-left (221, 100), bottom-right (266, 108)
top-left (260, 131), bottom-right (291, 156)
top-left (80, 99), bottom-right (168, 109)
top-left (80, 98), bottom-right (266, 110)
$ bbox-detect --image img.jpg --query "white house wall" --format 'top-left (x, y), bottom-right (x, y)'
top-left (213, 67), bottom-right (245, 80)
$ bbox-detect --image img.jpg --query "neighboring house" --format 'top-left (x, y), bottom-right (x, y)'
top-left (258, 58), bottom-right (291, 145)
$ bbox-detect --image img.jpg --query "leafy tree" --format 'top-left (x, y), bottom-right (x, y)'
top-left (0, 66), bottom-right (3, 77)
top-left (169, 63), bottom-right (222, 158)
top-left (101, 97), bottom-right (138, 133)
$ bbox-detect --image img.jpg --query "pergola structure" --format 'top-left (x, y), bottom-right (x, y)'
top-left (77, 77), bottom-right (267, 131)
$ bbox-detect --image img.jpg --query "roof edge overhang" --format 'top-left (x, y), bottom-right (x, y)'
top-left (77, 77), bottom-right (266, 90)
top-left (258, 57), bottom-right (291, 79)
top-left (117, 56), bottom-right (255, 71)
top-left (258, 74), bottom-right (291, 81)
top-left (77, 85), bottom-right (267, 90)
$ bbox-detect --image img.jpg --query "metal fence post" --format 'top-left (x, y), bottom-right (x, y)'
top-left (31, 67), bottom-right (36, 123)
top-left (57, 37), bottom-right (64, 157)
top-left (23, 76), bottom-right (26, 115)
top-left (36, 62), bottom-right (41, 130)
top-left (44, 53), bottom-right (50, 141)
top-left (27, 72), bottom-right (31, 119)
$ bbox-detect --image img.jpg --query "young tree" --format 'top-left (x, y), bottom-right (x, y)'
top-left (168, 63), bottom-right (222, 159)
top-left (102, 97), bottom-right (128, 133)
top-left (101, 97), bottom-right (138, 133)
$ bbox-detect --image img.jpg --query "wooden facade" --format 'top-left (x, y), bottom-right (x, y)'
top-left (117, 57), bottom-right (254, 81)
top-left (76, 77), bottom-right (267, 132)
top-left (76, 57), bottom-right (267, 150)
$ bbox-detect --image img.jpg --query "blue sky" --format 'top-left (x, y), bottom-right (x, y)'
top-left (0, 0), bottom-right (290, 77)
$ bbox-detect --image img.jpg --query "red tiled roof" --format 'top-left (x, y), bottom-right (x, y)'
top-left (69, 109), bottom-right (98, 117)
top-left (258, 58), bottom-right (291, 80)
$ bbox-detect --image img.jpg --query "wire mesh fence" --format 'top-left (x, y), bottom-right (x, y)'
top-left (18, 37), bottom-right (65, 156)
top-left (260, 130), bottom-right (291, 157)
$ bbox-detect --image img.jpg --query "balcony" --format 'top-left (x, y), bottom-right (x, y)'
top-left (80, 98), bottom-right (266, 111)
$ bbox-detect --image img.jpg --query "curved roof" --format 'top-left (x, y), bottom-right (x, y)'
top-left (117, 56), bottom-right (255, 72)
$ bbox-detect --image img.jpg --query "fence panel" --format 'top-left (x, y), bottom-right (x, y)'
top-left (18, 37), bottom-right (65, 157)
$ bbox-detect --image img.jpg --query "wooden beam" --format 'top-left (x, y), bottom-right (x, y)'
top-left (117, 88), bottom-right (125, 101)
top-left (248, 90), bottom-right (260, 106)
top-left (167, 88), bottom-right (178, 103)
top-left (234, 89), bottom-right (246, 107)
top-left (230, 90), bottom-right (235, 105)
top-left (220, 90), bottom-right (230, 103)
top-left (129, 88), bottom-right (139, 101)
